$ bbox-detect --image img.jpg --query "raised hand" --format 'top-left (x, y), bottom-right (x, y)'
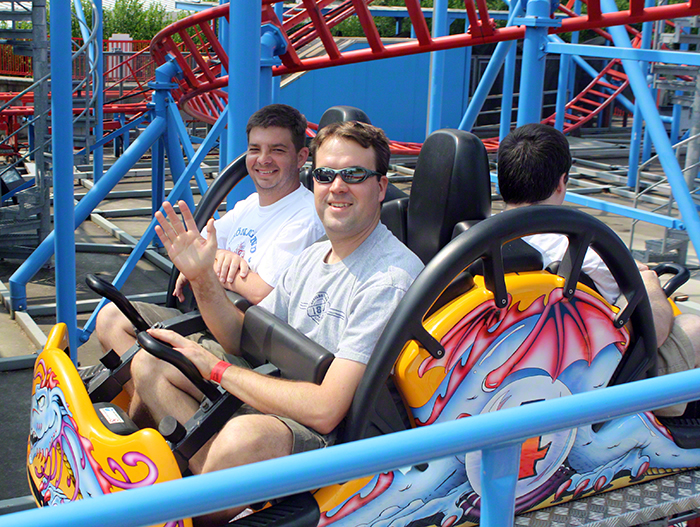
top-left (155, 200), bottom-right (218, 285)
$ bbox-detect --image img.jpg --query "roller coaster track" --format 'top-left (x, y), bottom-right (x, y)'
top-left (148, 0), bottom-right (700, 155)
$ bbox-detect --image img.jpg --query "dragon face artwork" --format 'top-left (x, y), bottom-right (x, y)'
top-left (315, 275), bottom-right (700, 527)
top-left (27, 351), bottom-right (186, 527)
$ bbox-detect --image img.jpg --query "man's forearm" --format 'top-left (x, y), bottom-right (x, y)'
top-left (190, 269), bottom-right (245, 354)
top-left (230, 271), bottom-right (273, 304)
top-left (641, 270), bottom-right (674, 346)
top-left (217, 358), bottom-right (365, 435)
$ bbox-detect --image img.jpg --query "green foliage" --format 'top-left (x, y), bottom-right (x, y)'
top-left (71, 0), bottom-right (172, 41)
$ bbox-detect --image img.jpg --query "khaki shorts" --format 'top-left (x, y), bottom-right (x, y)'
top-left (134, 303), bottom-right (333, 452)
top-left (654, 323), bottom-right (695, 417)
top-left (132, 301), bottom-right (248, 367)
top-left (233, 404), bottom-right (337, 454)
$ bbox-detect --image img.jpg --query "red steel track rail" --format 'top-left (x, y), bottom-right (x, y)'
top-left (148, 0), bottom-right (700, 153)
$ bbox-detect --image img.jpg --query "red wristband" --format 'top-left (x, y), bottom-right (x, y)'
top-left (209, 361), bottom-right (231, 383)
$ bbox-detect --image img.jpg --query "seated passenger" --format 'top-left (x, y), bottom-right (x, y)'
top-left (130, 121), bottom-right (424, 526)
top-left (497, 123), bottom-right (700, 417)
top-left (95, 104), bottom-right (325, 362)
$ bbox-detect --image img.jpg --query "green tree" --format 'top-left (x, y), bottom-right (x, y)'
top-left (71, 0), bottom-right (171, 41)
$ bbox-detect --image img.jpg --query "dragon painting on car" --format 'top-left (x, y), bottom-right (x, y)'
top-left (26, 326), bottom-right (189, 527)
top-left (314, 276), bottom-right (700, 526)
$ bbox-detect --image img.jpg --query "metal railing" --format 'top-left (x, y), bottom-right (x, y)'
top-left (628, 132), bottom-right (700, 252)
top-left (4, 364), bottom-right (700, 527)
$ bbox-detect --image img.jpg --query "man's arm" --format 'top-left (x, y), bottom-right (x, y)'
top-left (155, 201), bottom-right (245, 354)
top-left (147, 327), bottom-right (364, 434)
top-left (213, 249), bottom-right (273, 304)
top-left (638, 262), bottom-right (675, 346)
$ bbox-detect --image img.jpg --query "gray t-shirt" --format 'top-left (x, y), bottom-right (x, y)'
top-left (259, 223), bottom-right (424, 364)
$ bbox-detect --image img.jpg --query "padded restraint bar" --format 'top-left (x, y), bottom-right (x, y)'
top-left (240, 306), bottom-right (334, 384)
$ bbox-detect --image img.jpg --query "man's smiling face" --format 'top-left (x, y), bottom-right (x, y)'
top-left (246, 126), bottom-right (307, 205)
top-left (313, 136), bottom-right (387, 245)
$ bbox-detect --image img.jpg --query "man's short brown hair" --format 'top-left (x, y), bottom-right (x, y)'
top-left (310, 121), bottom-right (391, 176)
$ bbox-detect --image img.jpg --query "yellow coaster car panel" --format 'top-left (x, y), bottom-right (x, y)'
top-left (314, 270), bottom-right (700, 527)
top-left (27, 324), bottom-right (190, 527)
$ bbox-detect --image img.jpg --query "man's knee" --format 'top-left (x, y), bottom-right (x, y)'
top-left (131, 348), bottom-right (164, 386)
top-left (674, 314), bottom-right (700, 366)
top-left (96, 303), bottom-right (135, 341)
top-left (203, 414), bottom-right (293, 473)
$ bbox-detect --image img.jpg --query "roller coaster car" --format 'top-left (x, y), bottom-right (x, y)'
top-left (26, 125), bottom-right (492, 524)
top-left (28, 127), bottom-right (700, 526)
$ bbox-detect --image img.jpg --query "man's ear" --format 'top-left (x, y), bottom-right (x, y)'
top-left (297, 147), bottom-right (310, 169)
top-left (557, 172), bottom-right (569, 194)
top-left (377, 175), bottom-right (388, 202)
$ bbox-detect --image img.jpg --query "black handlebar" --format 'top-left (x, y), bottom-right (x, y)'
top-left (86, 274), bottom-right (150, 332)
top-left (651, 263), bottom-right (690, 298)
top-left (136, 332), bottom-right (222, 402)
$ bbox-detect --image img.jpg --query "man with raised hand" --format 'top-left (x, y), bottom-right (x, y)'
top-left (94, 104), bottom-right (324, 364)
top-left (497, 123), bottom-right (700, 417)
top-left (130, 121), bottom-right (424, 526)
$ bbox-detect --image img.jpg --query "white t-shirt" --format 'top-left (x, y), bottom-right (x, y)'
top-left (524, 233), bottom-right (621, 304)
top-left (207, 185), bottom-right (325, 287)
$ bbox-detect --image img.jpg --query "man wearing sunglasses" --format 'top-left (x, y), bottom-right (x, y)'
top-left (131, 120), bottom-right (423, 526)
top-left (94, 104), bottom-right (324, 365)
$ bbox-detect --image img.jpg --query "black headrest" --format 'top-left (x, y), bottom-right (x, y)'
top-left (407, 129), bottom-right (491, 264)
top-left (318, 105), bottom-right (372, 130)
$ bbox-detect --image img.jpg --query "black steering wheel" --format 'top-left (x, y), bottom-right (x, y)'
top-left (86, 274), bottom-right (150, 332)
top-left (652, 262), bottom-right (691, 298)
top-left (343, 205), bottom-right (657, 443)
top-left (136, 331), bottom-right (222, 402)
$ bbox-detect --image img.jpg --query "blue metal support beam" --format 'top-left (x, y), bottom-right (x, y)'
top-left (218, 0), bottom-right (229, 179)
top-left (629, 0), bottom-right (654, 186)
top-left (546, 41), bottom-right (700, 66)
top-left (427, 0), bottom-right (449, 134)
top-left (9, 117), bottom-right (167, 313)
top-left (601, 0), bottom-right (700, 260)
top-left (516, 0), bottom-right (561, 126)
top-left (481, 444), bottom-right (522, 527)
top-left (554, 50), bottom-right (571, 131)
top-left (260, 24), bottom-right (286, 108)
top-left (567, 0), bottom-right (581, 100)
top-left (51, 0), bottom-right (78, 361)
top-left (94, 0), bottom-right (104, 183)
top-left (273, 2), bottom-right (284, 103)
top-left (459, 1), bottom-right (522, 132)
top-left (628, 100), bottom-right (644, 187)
top-left (500, 29), bottom-right (517, 139)
top-left (547, 35), bottom-right (670, 122)
top-left (225, 0), bottom-right (259, 208)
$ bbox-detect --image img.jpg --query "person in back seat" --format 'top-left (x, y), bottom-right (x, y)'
top-left (94, 104), bottom-right (324, 366)
top-left (497, 123), bottom-right (700, 417)
top-left (130, 121), bottom-right (424, 526)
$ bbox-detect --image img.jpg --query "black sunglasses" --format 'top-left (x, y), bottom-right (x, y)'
top-left (312, 166), bottom-right (383, 184)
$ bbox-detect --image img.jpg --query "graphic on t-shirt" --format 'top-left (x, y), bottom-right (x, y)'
top-left (234, 242), bottom-right (245, 258)
top-left (232, 227), bottom-right (258, 255)
top-left (301, 291), bottom-right (346, 324)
